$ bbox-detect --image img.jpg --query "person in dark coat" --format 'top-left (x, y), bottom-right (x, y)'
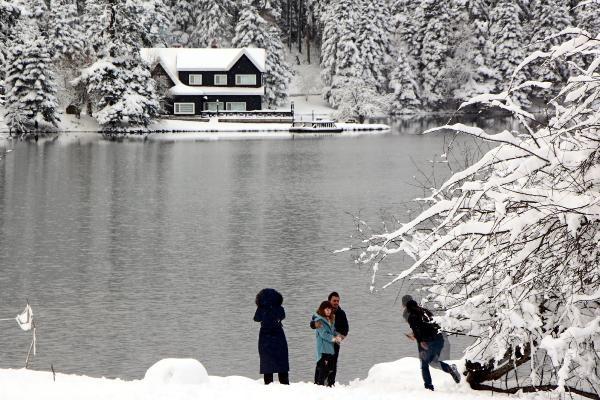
top-left (404, 299), bottom-right (461, 391)
top-left (402, 295), bottom-right (450, 362)
top-left (309, 291), bottom-right (349, 386)
top-left (254, 288), bottom-right (290, 385)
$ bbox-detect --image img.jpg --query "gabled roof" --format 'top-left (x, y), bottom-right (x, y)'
top-left (141, 47), bottom-right (266, 74)
top-left (140, 47), bottom-right (266, 97)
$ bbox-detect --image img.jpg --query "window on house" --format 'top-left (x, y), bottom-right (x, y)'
top-left (226, 102), bottom-right (246, 111)
top-left (189, 74), bottom-right (202, 85)
top-left (174, 103), bottom-right (195, 114)
top-left (214, 75), bottom-right (227, 85)
top-left (235, 74), bottom-right (256, 85)
top-left (203, 102), bottom-right (223, 111)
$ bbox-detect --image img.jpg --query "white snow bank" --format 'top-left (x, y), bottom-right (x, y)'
top-left (143, 359), bottom-right (208, 385)
top-left (0, 357), bottom-right (566, 400)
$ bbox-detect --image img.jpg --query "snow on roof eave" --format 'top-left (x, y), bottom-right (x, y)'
top-left (157, 59), bottom-right (179, 86)
top-left (230, 48), bottom-right (266, 73)
top-left (140, 48), bottom-right (181, 86)
top-left (176, 48), bottom-right (266, 73)
top-left (169, 85), bottom-right (265, 96)
top-left (142, 48), bottom-right (266, 77)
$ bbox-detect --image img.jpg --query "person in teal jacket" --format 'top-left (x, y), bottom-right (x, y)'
top-left (313, 300), bottom-right (342, 386)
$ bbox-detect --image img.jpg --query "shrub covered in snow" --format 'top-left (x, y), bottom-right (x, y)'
top-left (349, 30), bottom-right (600, 397)
top-left (333, 79), bottom-right (390, 123)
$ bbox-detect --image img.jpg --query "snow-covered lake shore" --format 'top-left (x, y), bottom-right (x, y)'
top-left (0, 113), bottom-right (390, 143)
top-left (0, 357), bottom-right (555, 400)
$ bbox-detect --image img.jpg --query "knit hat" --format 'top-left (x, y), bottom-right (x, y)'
top-left (401, 294), bottom-right (413, 306)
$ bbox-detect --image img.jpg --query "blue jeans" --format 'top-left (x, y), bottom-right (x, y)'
top-left (419, 335), bottom-right (452, 389)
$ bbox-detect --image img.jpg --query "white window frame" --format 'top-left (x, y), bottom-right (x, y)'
top-left (203, 102), bottom-right (224, 112)
top-left (214, 74), bottom-right (228, 86)
top-left (226, 102), bottom-right (246, 111)
top-left (174, 102), bottom-right (195, 114)
top-left (188, 74), bottom-right (203, 85)
top-left (235, 74), bottom-right (257, 85)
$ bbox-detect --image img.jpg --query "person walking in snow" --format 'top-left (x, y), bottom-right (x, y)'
top-left (254, 288), bottom-right (290, 385)
top-left (312, 300), bottom-right (342, 386)
top-left (404, 299), bottom-right (461, 391)
top-left (309, 291), bottom-right (349, 386)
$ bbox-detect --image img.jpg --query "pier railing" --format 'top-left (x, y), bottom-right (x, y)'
top-left (199, 110), bottom-right (293, 118)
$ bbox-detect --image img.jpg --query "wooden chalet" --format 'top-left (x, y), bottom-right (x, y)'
top-left (141, 48), bottom-right (266, 115)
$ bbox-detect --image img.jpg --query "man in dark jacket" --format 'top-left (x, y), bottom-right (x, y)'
top-left (310, 291), bottom-right (349, 386)
top-left (404, 299), bottom-right (461, 391)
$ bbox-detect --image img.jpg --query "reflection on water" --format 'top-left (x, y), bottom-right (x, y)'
top-left (0, 120), bottom-right (498, 382)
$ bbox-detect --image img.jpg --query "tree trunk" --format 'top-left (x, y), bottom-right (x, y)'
top-left (75, 0), bottom-right (85, 16)
top-left (465, 344), bottom-right (531, 385)
top-left (306, 30), bottom-right (311, 64)
top-left (288, 0), bottom-right (292, 50)
top-left (297, 0), bottom-right (302, 54)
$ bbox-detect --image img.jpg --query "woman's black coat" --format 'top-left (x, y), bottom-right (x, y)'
top-left (253, 288), bottom-right (290, 374)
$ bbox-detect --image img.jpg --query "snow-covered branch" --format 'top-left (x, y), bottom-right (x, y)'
top-left (348, 32), bottom-right (600, 395)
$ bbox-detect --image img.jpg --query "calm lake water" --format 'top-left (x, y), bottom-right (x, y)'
top-left (0, 118), bottom-right (496, 383)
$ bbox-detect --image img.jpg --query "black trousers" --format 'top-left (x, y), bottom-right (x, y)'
top-left (313, 344), bottom-right (341, 385)
top-left (264, 372), bottom-right (289, 385)
top-left (327, 343), bottom-right (340, 386)
top-left (314, 353), bottom-right (336, 386)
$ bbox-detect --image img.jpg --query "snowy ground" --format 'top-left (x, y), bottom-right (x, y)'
top-left (0, 96), bottom-right (388, 144)
top-left (0, 357), bottom-right (560, 400)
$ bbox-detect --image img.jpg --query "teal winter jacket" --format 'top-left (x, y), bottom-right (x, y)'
top-left (313, 313), bottom-right (337, 361)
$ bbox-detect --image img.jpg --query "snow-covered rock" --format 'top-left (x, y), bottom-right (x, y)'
top-left (143, 359), bottom-right (209, 385)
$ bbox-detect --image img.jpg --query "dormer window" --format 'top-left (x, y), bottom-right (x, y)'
top-left (189, 74), bottom-right (202, 85)
top-left (214, 74), bottom-right (227, 85)
top-left (235, 74), bottom-right (256, 85)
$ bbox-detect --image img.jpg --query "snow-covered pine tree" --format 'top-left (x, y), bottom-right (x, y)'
top-left (264, 26), bottom-right (292, 107)
top-left (48, 0), bottom-right (86, 64)
top-left (356, 0), bottom-right (393, 94)
top-left (189, 0), bottom-right (233, 47)
top-left (448, 0), bottom-right (498, 102)
top-left (232, 1), bottom-right (291, 108)
top-left (74, 0), bottom-right (160, 131)
top-left (488, 0), bottom-right (528, 102)
top-left (575, 0), bottom-right (600, 35)
top-left (4, 38), bottom-right (60, 137)
top-left (27, 0), bottom-right (49, 21)
top-left (80, 0), bottom-right (107, 54)
top-left (305, 0), bottom-right (329, 48)
top-left (0, 1), bottom-right (22, 84)
top-left (256, 0), bottom-right (283, 22)
top-left (320, 0), bottom-right (360, 107)
top-left (232, 1), bottom-right (270, 48)
top-left (140, 0), bottom-right (171, 46)
top-left (527, 0), bottom-right (573, 92)
top-left (389, 48), bottom-right (422, 115)
top-left (419, 0), bottom-right (454, 107)
top-left (167, 0), bottom-right (197, 45)
top-left (393, 0), bottom-right (425, 68)
top-left (75, 58), bottom-right (159, 130)
top-left (350, 30), bottom-right (600, 397)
